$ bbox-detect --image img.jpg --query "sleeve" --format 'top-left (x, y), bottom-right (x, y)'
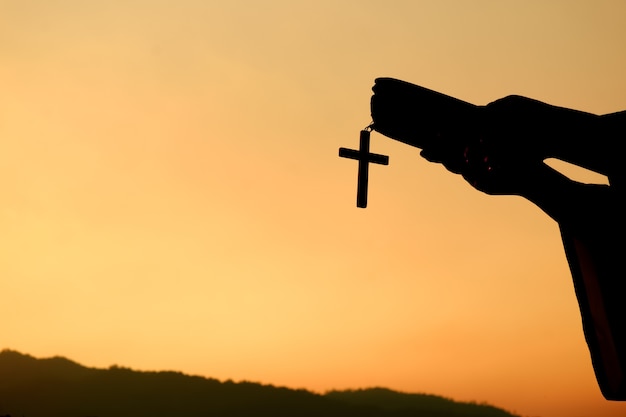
top-left (560, 222), bottom-right (626, 400)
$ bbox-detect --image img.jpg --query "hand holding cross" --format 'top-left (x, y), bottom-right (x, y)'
top-left (339, 129), bottom-right (389, 208)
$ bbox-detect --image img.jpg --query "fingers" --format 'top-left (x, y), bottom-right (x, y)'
top-left (460, 138), bottom-right (498, 192)
top-left (463, 138), bottom-right (496, 175)
top-left (459, 137), bottom-right (542, 196)
top-left (419, 140), bottom-right (471, 175)
top-left (370, 79), bottom-right (424, 146)
top-left (419, 136), bottom-right (509, 194)
top-left (419, 148), bottom-right (443, 163)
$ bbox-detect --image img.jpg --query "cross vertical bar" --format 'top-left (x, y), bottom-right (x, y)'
top-left (356, 130), bottom-right (370, 208)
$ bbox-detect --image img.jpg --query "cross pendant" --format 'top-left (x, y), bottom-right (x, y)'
top-left (339, 129), bottom-right (389, 208)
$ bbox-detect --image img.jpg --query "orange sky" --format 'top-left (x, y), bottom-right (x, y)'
top-left (2, 1), bottom-right (626, 416)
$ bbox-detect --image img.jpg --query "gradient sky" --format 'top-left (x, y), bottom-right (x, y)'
top-left (2, 1), bottom-right (626, 416)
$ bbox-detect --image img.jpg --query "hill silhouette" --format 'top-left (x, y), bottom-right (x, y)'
top-left (0, 349), bottom-right (519, 417)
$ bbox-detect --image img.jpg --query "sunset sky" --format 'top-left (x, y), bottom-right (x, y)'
top-left (2, 1), bottom-right (626, 416)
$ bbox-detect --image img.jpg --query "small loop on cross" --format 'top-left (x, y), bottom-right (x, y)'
top-left (363, 122), bottom-right (374, 132)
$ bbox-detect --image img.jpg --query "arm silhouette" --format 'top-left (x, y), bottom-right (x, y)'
top-left (370, 77), bottom-right (626, 400)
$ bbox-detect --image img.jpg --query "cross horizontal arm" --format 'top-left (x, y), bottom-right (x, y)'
top-left (338, 148), bottom-right (389, 165)
top-left (369, 153), bottom-right (389, 165)
top-left (338, 147), bottom-right (359, 159)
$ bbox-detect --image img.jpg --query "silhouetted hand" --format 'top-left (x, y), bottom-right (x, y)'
top-left (371, 79), bottom-right (560, 197)
top-left (447, 95), bottom-right (552, 197)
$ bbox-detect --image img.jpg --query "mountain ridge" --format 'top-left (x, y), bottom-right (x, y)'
top-left (0, 349), bottom-right (520, 417)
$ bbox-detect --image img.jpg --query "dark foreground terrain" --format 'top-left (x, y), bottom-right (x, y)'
top-left (0, 349), bottom-right (519, 417)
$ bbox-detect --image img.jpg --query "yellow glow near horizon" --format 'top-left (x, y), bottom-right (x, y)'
top-left (2, 2), bottom-right (626, 416)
